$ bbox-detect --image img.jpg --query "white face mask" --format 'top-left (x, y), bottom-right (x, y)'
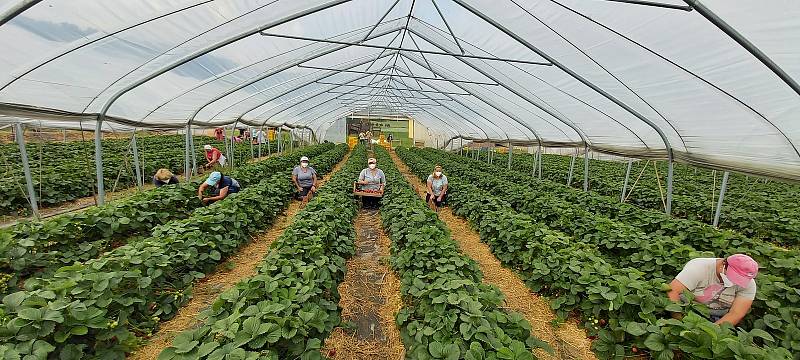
top-left (434, 171), bottom-right (442, 177)
top-left (720, 272), bottom-right (735, 287)
top-left (301, 162), bottom-right (308, 168)
top-left (368, 163), bottom-right (376, 169)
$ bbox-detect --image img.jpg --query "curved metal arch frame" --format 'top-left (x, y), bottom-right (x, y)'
top-left (545, 0), bottom-right (799, 159)
top-left (388, 66), bottom-right (516, 142)
top-left (93, 0), bottom-right (355, 204)
top-left (4, 0), bottom-right (796, 212)
top-left (412, 19), bottom-right (654, 151)
top-left (450, 0), bottom-right (677, 213)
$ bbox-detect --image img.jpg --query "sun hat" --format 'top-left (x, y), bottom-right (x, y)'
top-left (725, 254), bottom-right (759, 287)
top-left (204, 144), bottom-right (212, 150)
top-left (205, 171), bottom-right (222, 186)
top-left (300, 156), bottom-right (309, 162)
top-left (155, 168), bottom-right (173, 181)
top-left (368, 157), bottom-right (377, 164)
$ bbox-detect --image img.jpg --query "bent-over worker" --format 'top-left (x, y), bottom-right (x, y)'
top-left (203, 144), bottom-right (226, 170)
top-left (198, 171), bottom-right (240, 205)
top-left (667, 254), bottom-right (758, 325)
top-left (153, 168), bottom-right (179, 187)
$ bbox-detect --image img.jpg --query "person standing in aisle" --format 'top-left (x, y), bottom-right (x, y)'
top-left (153, 168), bottom-right (179, 187)
top-left (292, 156), bottom-right (318, 203)
top-left (203, 144), bottom-right (226, 171)
top-left (359, 131), bottom-right (366, 145)
top-left (426, 165), bottom-right (448, 211)
top-left (666, 254), bottom-right (758, 326)
top-left (197, 171), bottom-right (240, 205)
top-left (214, 127), bottom-right (224, 141)
top-left (357, 157), bottom-right (386, 209)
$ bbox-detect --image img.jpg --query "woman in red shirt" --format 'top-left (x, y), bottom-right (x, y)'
top-left (203, 144), bottom-right (226, 170)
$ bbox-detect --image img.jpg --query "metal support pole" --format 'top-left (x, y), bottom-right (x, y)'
top-left (666, 161), bottom-right (674, 216)
top-left (713, 171), bottom-right (730, 227)
top-left (537, 143), bottom-right (543, 179)
top-left (486, 146), bottom-right (490, 163)
top-left (190, 130), bottom-right (197, 175)
top-left (184, 125), bottom-right (191, 180)
top-left (583, 145), bottom-right (589, 191)
top-left (567, 152), bottom-right (576, 186)
top-left (459, 138), bottom-right (463, 156)
top-left (507, 141), bottom-right (512, 170)
top-left (93, 121), bottom-right (105, 205)
top-left (132, 131), bottom-right (142, 189)
top-left (249, 126), bottom-right (254, 160)
top-left (14, 123), bottom-right (39, 218)
top-left (621, 160), bottom-right (632, 202)
top-left (266, 127), bottom-right (272, 155)
top-left (224, 125), bottom-right (232, 169)
top-left (258, 126), bottom-right (263, 158)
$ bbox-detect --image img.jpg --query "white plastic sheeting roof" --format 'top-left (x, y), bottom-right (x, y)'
top-left (0, 0), bottom-right (798, 180)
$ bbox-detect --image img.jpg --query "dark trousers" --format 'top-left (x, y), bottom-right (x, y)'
top-left (362, 196), bottom-right (381, 209)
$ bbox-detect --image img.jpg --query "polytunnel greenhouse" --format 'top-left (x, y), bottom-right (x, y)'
top-left (0, 0), bottom-right (798, 359)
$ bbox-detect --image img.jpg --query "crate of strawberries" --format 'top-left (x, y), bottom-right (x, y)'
top-left (353, 182), bottom-right (384, 197)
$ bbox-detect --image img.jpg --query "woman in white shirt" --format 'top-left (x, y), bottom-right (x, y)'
top-left (426, 165), bottom-right (448, 211)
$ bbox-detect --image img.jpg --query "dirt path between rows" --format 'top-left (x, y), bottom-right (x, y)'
top-left (321, 210), bottom-right (404, 360)
top-left (128, 152), bottom-right (350, 360)
top-left (389, 150), bottom-right (596, 360)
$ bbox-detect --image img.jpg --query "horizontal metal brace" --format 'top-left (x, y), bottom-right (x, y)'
top-left (315, 81), bottom-right (472, 95)
top-left (599, 0), bottom-right (692, 11)
top-left (298, 65), bottom-right (497, 85)
top-left (326, 90), bottom-right (451, 101)
top-left (259, 32), bottom-right (553, 66)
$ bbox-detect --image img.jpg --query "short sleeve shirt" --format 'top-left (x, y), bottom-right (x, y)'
top-left (359, 168), bottom-right (385, 191)
top-left (427, 174), bottom-right (448, 196)
top-left (292, 166), bottom-right (317, 188)
top-left (206, 148), bottom-right (222, 162)
top-left (675, 258), bottom-right (756, 311)
top-left (217, 176), bottom-right (240, 193)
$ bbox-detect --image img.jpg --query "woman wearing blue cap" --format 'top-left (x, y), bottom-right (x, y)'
top-left (198, 171), bottom-right (240, 205)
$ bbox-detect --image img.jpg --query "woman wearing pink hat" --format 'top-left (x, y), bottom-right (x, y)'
top-left (667, 254), bottom-right (758, 325)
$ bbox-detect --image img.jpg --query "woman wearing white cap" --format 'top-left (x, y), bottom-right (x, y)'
top-left (203, 144), bottom-right (226, 171)
top-left (667, 254), bottom-right (759, 325)
top-left (197, 171), bottom-right (240, 205)
top-left (358, 157), bottom-right (386, 209)
top-left (292, 156), bottom-right (317, 202)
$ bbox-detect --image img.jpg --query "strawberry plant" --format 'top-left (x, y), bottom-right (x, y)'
top-left (377, 147), bottom-right (551, 359)
top-left (399, 147), bottom-right (797, 359)
top-left (159, 145), bottom-right (364, 360)
top-left (0, 145), bottom-right (347, 359)
top-left (0, 143), bottom-right (335, 295)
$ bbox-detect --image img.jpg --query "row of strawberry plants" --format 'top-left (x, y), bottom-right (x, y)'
top-left (0, 144), bottom-right (347, 359)
top-left (408, 151), bottom-right (800, 358)
top-left (376, 147), bottom-right (551, 360)
top-left (159, 145), bottom-right (364, 360)
top-left (400, 148), bottom-right (794, 359)
top-left (488, 149), bottom-right (800, 247)
top-left (449, 149), bottom-right (800, 289)
top-left (411, 148), bottom-right (800, 354)
top-left (0, 143), bottom-right (334, 295)
top-left (0, 135), bottom-right (276, 215)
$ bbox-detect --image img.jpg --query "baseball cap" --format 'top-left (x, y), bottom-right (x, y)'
top-left (368, 157), bottom-right (377, 164)
top-left (300, 156), bottom-right (309, 162)
top-left (205, 172), bottom-right (222, 186)
top-left (726, 254), bottom-right (759, 287)
top-left (204, 144), bottom-right (212, 150)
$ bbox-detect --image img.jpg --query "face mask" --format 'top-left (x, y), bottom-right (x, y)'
top-left (435, 171), bottom-right (442, 177)
top-left (368, 164), bottom-right (376, 169)
top-left (301, 162), bottom-right (308, 168)
top-left (720, 272), bottom-right (735, 287)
